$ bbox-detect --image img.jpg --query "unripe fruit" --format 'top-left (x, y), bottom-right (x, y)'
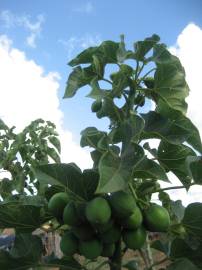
top-left (85, 197), bottom-right (111, 225)
top-left (122, 206), bottom-right (143, 229)
top-left (79, 239), bottom-right (103, 259)
top-left (100, 225), bottom-right (121, 244)
top-left (72, 225), bottom-right (94, 241)
top-left (91, 100), bottom-right (102, 112)
top-left (48, 192), bottom-right (69, 219)
top-left (123, 227), bottom-right (146, 250)
top-left (101, 243), bottom-right (115, 257)
top-left (144, 204), bottom-right (170, 232)
top-left (63, 202), bottom-right (81, 226)
top-left (60, 232), bottom-right (78, 255)
top-left (109, 191), bottom-right (136, 218)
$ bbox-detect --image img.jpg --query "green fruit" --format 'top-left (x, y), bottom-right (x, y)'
top-left (63, 202), bottom-right (81, 226)
top-left (144, 204), bottom-right (170, 232)
top-left (79, 239), bottom-right (103, 259)
top-left (48, 192), bottom-right (69, 218)
top-left (96, 219), bottom-right (114, 233)
top-left (123, 206), bottom-right (143, 229)
top-left (91, 100), bottom-right (102, 112)
top-left (76, 202), bottom-right (88, 223)
top-left (101, 243), bottom-right (115, 257)
top-left (72, 225), bottom-right (94, 241)
top-left (109, 191), bottom-right (136, 218)
top-left (100, 225), bottom-right (121, 244)
top-left (123, 227), bottom-right (146, 250)
top-left (60, 232), bottom-right (78, 255)
top-left (85, 197), bottom-right (111, 225)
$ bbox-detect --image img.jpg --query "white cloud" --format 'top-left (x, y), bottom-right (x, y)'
top-left (59, 33), bottom-right (101, 59)
top-left (169, 23), bottom-right (202, 137)
top-left (73, 1), bottom-right (94, 14)
top-left (158, 22), bottom-right (202, 206)
top-left (0, 10), bottom-right (44, 48)
top-left (0, 35), bottom-right (92, 170)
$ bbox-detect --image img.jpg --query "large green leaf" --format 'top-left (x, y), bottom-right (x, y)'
top-left (156, 100), bottom-right (202, 153)
top-left (182, 203), bottom-right (202, 238)
top-left (68, 46), bottom-right (101, 66)
top-left (35, 163), bottom-right (98, 201)
top-left (133, 156), bottom-right (169, 181)
top-left (109, 114), bottom-right (144, 146)
top-left (134, 34), bottom-right (160, 61)
top-left (10, 233), bottom-right (42, 261)
top-left (80, 127), bottom-right (107, 149)
top-left (96, 144), bottom-right (144, 193)
top-left (170, 238), bottom-right (202, 268)
top-left (64, 66), bottom-right (95, 98)
top-left (167, 258), bottom-right (199, 270)
top-left (141, 111), bottom-right (191, 144)
top-left (157, 141), bottom-right (196, 186)
top-left (186, 156), bottom-right (202, 185)
top-left (152, 44), bottom-right (189, 114)
top-left (0, 196), bottom-right (49, 232)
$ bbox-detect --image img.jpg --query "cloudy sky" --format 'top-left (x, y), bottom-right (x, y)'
top-left (0, 0), bottom-right (202, 205)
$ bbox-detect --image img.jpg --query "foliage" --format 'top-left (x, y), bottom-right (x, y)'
top-left (0, 34), bottom-right (202, 270)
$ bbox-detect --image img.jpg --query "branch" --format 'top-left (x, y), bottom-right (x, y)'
top-left (154, 183), bottom-right (195, 193)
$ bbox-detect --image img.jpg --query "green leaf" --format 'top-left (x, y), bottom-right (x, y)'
top-left (86, 77), bottom-right (110, 100)
top-left (100, 40), bottom-right (119, 63)
top-left (36, 163), bottom-right (99, 201)
top-left (109, 114), bottom-right (144, 145)
top-left (153, 44), bottom-right (189, 114)
top-left (151, 239), bottom-right (170, 255)
top-left (68, 46), bottom-right (100, 66)
top-left (186, 156), bottom-right (202, 185)
top-left (170, 238), bottom-right (202, 268)
top-left (49, 136), bottom-right (61, 153)
top-left (0, 196), bottom-right (49, 232)
top-left (167, 258), bottom-right (199, 270)
top-left (116, 35), bottom-right (134, 63)
top-left (123, 260), bottom-right (139, 270)
top-left (156, 100), bottom-right (202, 153)
top-left (35, 163), bottom-right (82, 188)
top-left (80, 127), bottom-right (107, 149)
top-left (96, 144), bottom-right (144, 193)
top-left (157, 141), bottom-right (196, 186)
top-left (134, 34), bottom-right (160, 61)
top-left (10, 233), bottom-right (42, 261)
top-left (82, 169), bottom-right (99, 200)
top-left (170, 200), bottom-right (185, 222)
top-left (43, 256), bottom-right (82, 270)
top-left (64, 66), bottom-right (95, 98)
top-left (182, 203), bottom-right (202, 238)
top-left (92, 55), bottom-right (105, 78)
top-left (141, 111), bottom-right (191, 145)
top-left (133, 156), bottom-right (169, 181)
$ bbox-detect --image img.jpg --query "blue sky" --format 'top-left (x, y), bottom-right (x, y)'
top-left (0, 1), bottom-right (202, 203)
top-left (0, 0), bottom-right (202, 139)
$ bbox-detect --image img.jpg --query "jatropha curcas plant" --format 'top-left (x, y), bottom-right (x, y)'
top-left (0, 34), bottom-right (202, 270)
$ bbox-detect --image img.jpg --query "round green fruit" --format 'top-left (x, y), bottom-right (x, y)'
top-left (109, 191), bottom-right (136, 218)
top-left (85, 197), bottom-right (111, 225)
top-left (123, 206), bottom-right (143, 229)
top-left (144, 204), bottom-right (170, 232)
top-left (60, 232), bottom-right (78, 255)
top-left (48, 192), bottom-right (69, 218)
top-left (123, 227), bottom-right (146, 250)
top-left (72, 224), bottom-right (94, 241)
top-left (91, 100), bottom-right (102, 112)
top-left (79, 239), bottom-right (103, 259)
top-left (101, 243), bottom-right (115, 257)
top-left (96, 219), bottom-right (114, 233)
top-left (100, 225), bottom-right (121, 244)
top-left (63, 202), bottom-right (81, 226)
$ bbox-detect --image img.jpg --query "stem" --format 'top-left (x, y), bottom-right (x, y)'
top-left (145, 237), bottom-right (155, 270)
top-left (129, 182), bottom-right (150, 207)
top-left (154, 183), bottom-right (195, 193)
top-left (139, 68), bottom-right (156, 83)
top-left (102, 78), bottom-right (112, 84)
top-left (109, 239), bottom-right (122, 270)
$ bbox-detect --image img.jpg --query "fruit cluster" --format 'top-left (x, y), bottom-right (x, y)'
top-left (48, 191), bottom-right (170, 260)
